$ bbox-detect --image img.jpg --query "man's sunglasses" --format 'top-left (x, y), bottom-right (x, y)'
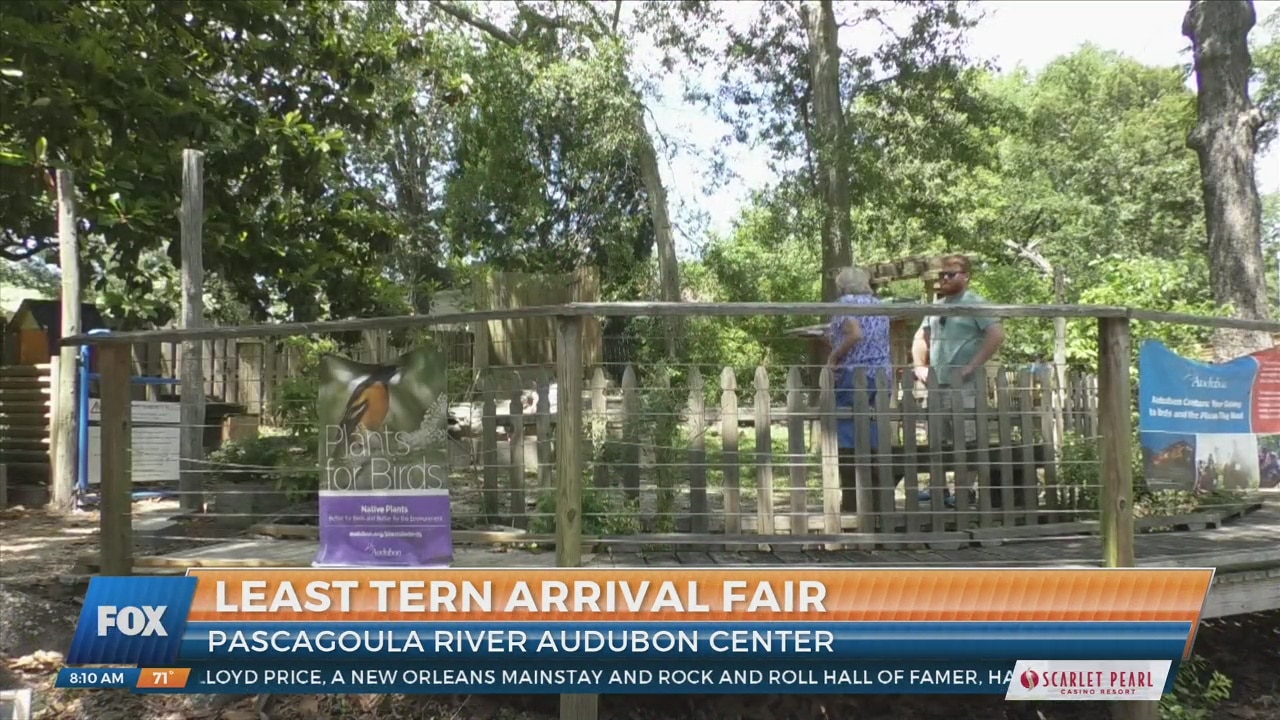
top-left (938, 271), bottom-right (964, 280)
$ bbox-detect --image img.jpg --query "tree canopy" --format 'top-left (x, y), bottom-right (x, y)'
top-left (1, 0), bottom-right (1276, 357)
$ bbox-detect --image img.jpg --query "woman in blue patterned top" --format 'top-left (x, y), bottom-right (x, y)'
top-left (826, 267), bottom-right (892, 513)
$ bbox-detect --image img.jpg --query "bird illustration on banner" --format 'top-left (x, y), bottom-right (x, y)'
top-left (339, 364), bottom-right (401, 439)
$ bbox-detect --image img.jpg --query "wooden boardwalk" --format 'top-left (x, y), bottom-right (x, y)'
top-left (98, 502), bottom-right (1280, 620)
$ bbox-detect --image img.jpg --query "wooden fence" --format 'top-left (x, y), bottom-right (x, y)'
top-left (65, 300), bottom-right (1278, 557)
top-left (449, 362), bottom-right (1099, 544)
top-left (69, 302), bottom-right (1280, 720)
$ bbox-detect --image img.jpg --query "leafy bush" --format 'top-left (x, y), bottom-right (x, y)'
top-left (1073, 255), bottom-right (1222, 363)
top-left (270, 336), bottom-right (340, 439)
top-left (1057, 431), bottom-right (1103, 510)
top-left (206, 435), bottom-right (318, 502)
top-left (1057, 430), bottom-right (1142, 511)
top-left (1160, 654), bottom-right (1232, 720)
top-left (528, 483), bottom-right (641, 538)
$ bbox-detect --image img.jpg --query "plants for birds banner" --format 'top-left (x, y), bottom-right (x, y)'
top-left (313, 346), bottom-right (452, 567)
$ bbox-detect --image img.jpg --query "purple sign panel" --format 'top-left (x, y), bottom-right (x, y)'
top-left (314, 347), bottom-right (453, 567)
top-left (313, 492), bottom-right (452, 567)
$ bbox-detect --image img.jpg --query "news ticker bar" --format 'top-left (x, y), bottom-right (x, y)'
top-left (171, 621), bottom-right (1191, 661)
top-left (54, 659), bottom-right (1176, 699)
top-left (67, 568), bottom-right (1215, 667)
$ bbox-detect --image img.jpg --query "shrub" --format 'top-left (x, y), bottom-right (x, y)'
top-left (528, 482), bottom-right (641, 538)
top-left (206, 435), bottom-right (318, 502)
top-left (269, 337), bottom-right (340, 439)
top-left (1160, 654), bottom-right (1231, 720)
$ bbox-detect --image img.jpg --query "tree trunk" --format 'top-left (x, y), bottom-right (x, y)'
top-left (633, 105), bottom-right (684, 354)
top-left (1183, 0), bottom-right (1275, 358)
top-left (1052, 266), bottom-right (1067, 453)
top-left (804, 0), bottom-right (853, 301)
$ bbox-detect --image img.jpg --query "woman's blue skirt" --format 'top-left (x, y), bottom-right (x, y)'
top-left (834, 367), bottom-right (880, 451)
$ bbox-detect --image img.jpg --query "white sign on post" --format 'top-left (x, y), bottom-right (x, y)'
top-left (86, 399), bottom-right (182, 485)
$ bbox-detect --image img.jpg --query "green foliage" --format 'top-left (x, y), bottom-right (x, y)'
top-left (1072, 255), bottom-right (1221, 362)
top-left (0, 255), bottom-right (59, 297)
top-left (1136, 488), bottom-right (1249, 522)
top-left (205, 435), bottom-right (318, 502)
top-left (846, 68), bottom-right (1014, 259)
top-left (429, 8), bottom-right (654, 302)
top-left (692, 45), bottom-right (1218, 377)
top-left (1056, 431), bottom-right (1105, 510)
top-left (978, 47), bottom-right (1205, 274)
top-left (1160, 654), bottom-right (1232, 720)
top-left (270, 337), bottom-right (341, 439)
top-left (0, 0), bottom-right (423, 324)
top-left (638, 362), bottom-right (689, 528)
top-left (706, 1), bottom-right (983, 183)
top-left (528, 485), bottom-right (640, 538)
top-left (967, 264), bottom-right (1055, 363)
top-left (1057, 430), bottom-right (1145, 510)
top-left (1252, 8), bottom-right (1280, 153)
top-left (1264, 193), bottom-right (1280, 307)
top-left (685, 198), bottom-right (821, 378)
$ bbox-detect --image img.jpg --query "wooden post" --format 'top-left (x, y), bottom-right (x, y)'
top-left (553, 314), bottom-right (596, 720)
top-left (1097, 317), bottom-right (1134, 567)
top-left (817, 367), bottom-right (841, 545)
top-left (179, 149), bottom-right (206, 513)
top-left (98, 344), bottom-right (133, 576)
top-left (51, 169), bottom-right (79, 511)
top-left (1051, 267), bottom-right (1068, 453)
top-left (1097, 317), bottom-right (1155, 720)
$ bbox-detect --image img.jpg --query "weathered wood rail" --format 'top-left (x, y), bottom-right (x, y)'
top-left (63, 301), bottom-right (1280, 720)
top-left (448, 362), bottom-right (1090, 543)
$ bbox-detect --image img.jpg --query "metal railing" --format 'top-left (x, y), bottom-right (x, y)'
top-left (50, 301), bottom-right (1279, 577)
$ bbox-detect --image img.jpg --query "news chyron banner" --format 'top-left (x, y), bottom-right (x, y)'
top-left (59, 568), bottom-right (1214, 701)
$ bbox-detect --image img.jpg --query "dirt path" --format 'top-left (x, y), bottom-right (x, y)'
top-left (2, 505), bottom-right (1276, 720)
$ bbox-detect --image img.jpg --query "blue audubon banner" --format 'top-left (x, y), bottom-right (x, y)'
top-left (1138, 340), bottom-right (1280, 492)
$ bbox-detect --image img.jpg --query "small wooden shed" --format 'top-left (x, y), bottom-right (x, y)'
top-left (2, 298), bottom-right (108, 365)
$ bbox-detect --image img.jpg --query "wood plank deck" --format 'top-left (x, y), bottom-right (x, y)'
top-left (130, 505), bottom-right (1280, 570)
top-left (108, 504), bottom-right (1280, 618)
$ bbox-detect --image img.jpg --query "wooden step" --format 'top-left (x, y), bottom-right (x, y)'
top-left (0, 388), bottom-right (52, 402)
top-left (0, 365), bottom-right (50, 377)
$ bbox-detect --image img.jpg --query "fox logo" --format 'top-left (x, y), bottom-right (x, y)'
top-left (97, 605), bottom-right (167, 637)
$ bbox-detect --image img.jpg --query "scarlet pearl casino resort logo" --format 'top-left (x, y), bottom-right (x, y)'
top-left (1005, 661), bottom-right (1171, 702)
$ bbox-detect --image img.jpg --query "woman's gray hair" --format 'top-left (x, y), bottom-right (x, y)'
top-left (834, 266), bottom-right (873, 295)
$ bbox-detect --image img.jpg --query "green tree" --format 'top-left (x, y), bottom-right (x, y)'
top-left (699, 46), bottom-right (1221, 368)
top-left (1251, 7), bottom-right (1280, 151)
top-left (428, 0), bottom-right (684, 328)
top-left (0, 0), bottom-right (422, 324)
top-left (692, 0), bottom-right (984, 298)
top-left (1183, 0), bottom-right (1274, 356)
